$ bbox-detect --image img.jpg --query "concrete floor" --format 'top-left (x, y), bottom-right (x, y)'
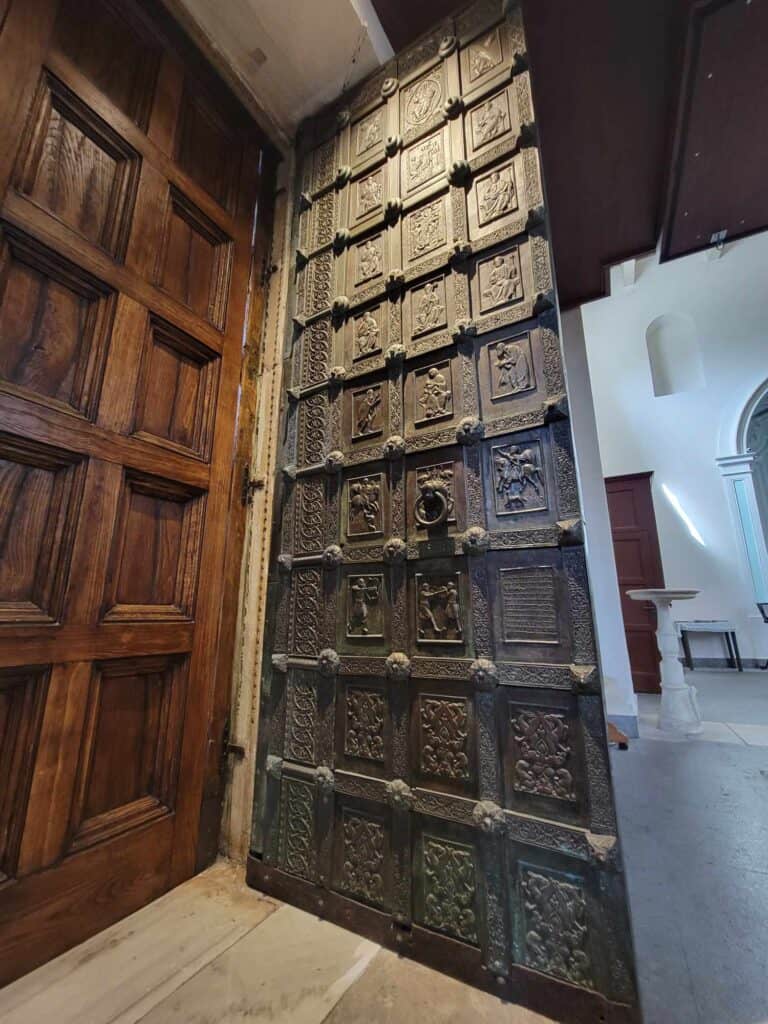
top-left (1, 668), bottom-right (767, 1024)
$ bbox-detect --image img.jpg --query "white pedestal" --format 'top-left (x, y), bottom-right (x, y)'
top-left (628, 588), bottom-right (703, 735)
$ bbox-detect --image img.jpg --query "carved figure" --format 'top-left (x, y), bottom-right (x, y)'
top-left (414, 281), bottom-right (445, 334)
top-left (478, 168), bottom-right (516, 222)
top-left (358, 112), bottom-right (381, 154)
top-left (354, 386), bottom-right (382, 436)
top-left (408, 135), bottom-right (442, 189)
top-left (494, 445), bottom-right (544, 510)
top-left (410, 201), bottom-right (444, 257)
top-left (348, 576), bottom-right (380, 635)
top-left (349, 476), bottom-right (381, 533)
top-left (358, 174), bottom-right (382, 215)
top-left (470, 32), bottom-right (499, 79)
top-left (358, 238), bottom-right (383, 281)
top-left (355, 310), bottom-right (380, 357)
top-left (482, 253), bottom-right (522, 307)
top-left (495, 340), bottom-right (531, 393)
top-left (406, 75), bottom-right (441, 126)
top-left (417, 578), bottom-right (463, 640)
top-left (475, 96), bottom-right (508, 145)
top-left (418, 366), bottom-right (451, 420)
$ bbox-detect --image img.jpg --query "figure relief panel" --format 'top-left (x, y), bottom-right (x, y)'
top-left (344, 302), bottom-right (390, 374)
top-left (354, 168), bottom-right (384, 224)
top-left (488, 549), bottom-right (573, 663)
top-left (338, 565), bottom-right (391, 653)
top-left (406, 448), bottom-right (466, 541)
top-left (410, 563), bottom-right (469, 652)
top-left (401, 127), bottom-right (449, 199)
top-left (403, 273), bottom-right (464, 357)
top-left (345, 231), bottom-right (390, 304)
top-left (344, 378), bottom-right (388, 448)
top-left (343, 468), bottom-right (386, 542)
top-left (469, 238), bottom-right (548, 333)
top-left (400, 65), bottom-right (446, 144)
top-left (352, 107), bottom-right (385, 168)
top-left (402, 193), bottom-right (452, 276)
top-left (404, 354), bottom-right (459, 437)
top-left (476, 318), bottom-right (563, 424)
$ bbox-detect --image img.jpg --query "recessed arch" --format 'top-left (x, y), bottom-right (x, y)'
top-left (645, 312), bottom-right (704, 397)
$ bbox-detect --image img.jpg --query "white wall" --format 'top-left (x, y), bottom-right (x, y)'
top-left (581, 232), bottom-right (768, 664)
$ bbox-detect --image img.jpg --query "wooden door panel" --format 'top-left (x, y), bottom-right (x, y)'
top-left (0, 0), bottom-right (275, 983)
top-left (606, 474), bottom-right (665, 693)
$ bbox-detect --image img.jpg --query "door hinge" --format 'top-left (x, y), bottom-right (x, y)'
top-left (242, 464), bottom-right (265, 505)
top-left (220, 718), bottom-right (246, 772)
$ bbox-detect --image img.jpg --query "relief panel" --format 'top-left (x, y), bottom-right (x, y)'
top-left (403, 272), bottom-right (465, 358)
top-left (343, 376), bottom-right (389, 453)
top-left (0, 437), bottom-right (85, 624)
top-left (463, 80), bottom-right (522, 169)
top-left (332, 802), bottom-right (391, 909)
top-left (298, 249), bottom-right (335, 321)
top-left (351, 107), bottom-right (386, 170)
top-left (518, 864), bottom-right (595, 990)
top-left (16, 72), bottom-right (140, 259)
top-left (156, 188), bottom-right (232, 330)
top-left (289, 566), bottom-right (324, 658)
top-left (102, 471), bottom-right (204, 623)
top-left (342, 466), bottom-right (387, 546)
top-left (297, 391), bottom-right (329, 468)
top-left (0, 228), bottom-right (115, 418)
top-left (278, 776), bottom-right (316, 880)
top-left (293, 476), bottom-right (326, 555)
top-left (285, 672), bottom-right (317, 765)
top-left (417, 831), bottom-right (480, 946)
top-left (344, 303), bottom-right (388, 373)
top-left (467, 150), bottom-right (542, 250)
top-left (306, 135), bottom-right (337, 196)
top-left (459, 23), bottom-right (510, 100)
top-left (406, 448), bottom-right (466, 541)
top-left (401, 125), bottom-right (449, 200)
top-left (488, 549), bottom-right (572, 663)
top-left (298, 316), bottom-right (333, 390)
top-left (349, 164), bottom-right (385, 230)
top-left (301, 189), bottom-right (337, 253)
top-left (338, 566), bottom-right (392, 653)
top-left (481, 427), bottom-right (560, 535)
top-left (501, 690), bottom-right (586, 826)
top-left (132, 316), bottom-right (220, 460)
top-left (402, 192), bottom-right (452, 279)
top-left (69, 655), bottom-right (187, 851)
top-left (410, 562), bottom-right (470, 654)
top-left (469, 237), bottom-right (548, 333)
top-left (412, 685), bottom-right (475, 795)
top-left (404, 353), bottom-right (459, 436)
top-left (400, 64), bottom-right (446, 144)
top-left (335, 678), bottom-right (391, 779)
top-left (346, 231), bottom-right (388, 303)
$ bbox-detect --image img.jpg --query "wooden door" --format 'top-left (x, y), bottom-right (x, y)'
top-left (0, 0), bottom-right (274, 984)
top-left (605, 473), bottom-right (665, 693)
top-left (247, 5), bottom-right (639, 1023)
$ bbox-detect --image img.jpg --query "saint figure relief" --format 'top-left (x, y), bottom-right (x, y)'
top-left (495, 340), bottom-right (531, 394)
top-left (470, 32), bottom-right (500, 79)
top-left (358, 238), bottom-right (383, 281)
top-left (408, 135), bottom-right (442, 189)
top-left (358, 174), bottom-right (382, 215)
top-left (418, 365), bottom-right (451, 420)
top-left (354, 386), bottom-right (382, 437)
top-left (348, 576), bottom-right (380, 635)
top-left (474, 96), bottom-right (508, 146)
top-left (357, 113), bottom-right (381, 154)
top-left (355, 310), bottom-right (380, 357)
top-left (478, 168), bottom-right (517, 223)
top-left (482, 253), bottom-right (522, 309)
top-left (414, 281), bottom-right (445, 334)
top-left (348, 476), bottom-right (381, 534)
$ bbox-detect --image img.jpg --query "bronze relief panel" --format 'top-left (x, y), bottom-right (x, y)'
top-left (401, 125), bottom-right (450, 201)
top-left (467, 149), bottom-right (542, 250)
top-left (405, 447), bottom-right (466, 542)
top-left (481, 427), bottom-right (559, 534)
top-left (409, 558), bottom-right (470, 655)
top-left (344, 302), bottom-right (388, 375)
top-left (351, 104), bottom-right (387, 173)
top-left (401, 191), bottom-right (453, 280)
top-left (413, 820), bottom-right (483, 947)
top-left (338, 564), bottom-right (392, 653)
top-left (335, 677), bottom-right (392, 778)
top-left (403, 271), bottom-right (466, 358)
top-left (411, 679), bottom-right (477, 797)
top-left (469, 236), bottom-right (551, 333)
top-left (404, 350), bottom-right (461, 437)
top-left (332, 798), bottom-right (393, 910)
top-left (342, 464), bottom-right (388, 547)
top-left (400, 63), bottom-right (447, 146)
top-left (343, 373), bottom-right (389, 454)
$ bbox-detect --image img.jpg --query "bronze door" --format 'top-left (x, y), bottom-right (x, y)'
top-left (0, 0), bottom-right (273, 983)
top-left (248, 3), bottom-right (639, 1022)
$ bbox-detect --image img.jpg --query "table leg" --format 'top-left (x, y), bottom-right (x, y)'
top-left (681, 630), bottom-right (694, 671)
top-left (724, 631), bottom-right (736, 670)
top-left (731, 632), bottom-right (743, 672)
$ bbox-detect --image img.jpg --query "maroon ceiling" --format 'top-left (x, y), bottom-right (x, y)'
top-left (661, 0), bottom-right (768, 261)
top-left (371, 0), bottom-right (765, 308)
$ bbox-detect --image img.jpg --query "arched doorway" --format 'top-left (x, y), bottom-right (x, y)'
top-left (745, 386), bottom-right (768, 551)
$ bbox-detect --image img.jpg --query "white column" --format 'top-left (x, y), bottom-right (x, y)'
top-left (560, 308), bottom-right (639, 734)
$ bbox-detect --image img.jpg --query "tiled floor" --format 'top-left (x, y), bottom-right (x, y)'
top-left (2, 669), bottom-right (767, 1024)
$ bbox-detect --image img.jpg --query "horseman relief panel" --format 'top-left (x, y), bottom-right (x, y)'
top-left (491, 439), bottom-right (547, 515)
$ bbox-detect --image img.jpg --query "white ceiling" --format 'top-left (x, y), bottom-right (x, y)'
top-left (164, 0), bottom-right (393, 149)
